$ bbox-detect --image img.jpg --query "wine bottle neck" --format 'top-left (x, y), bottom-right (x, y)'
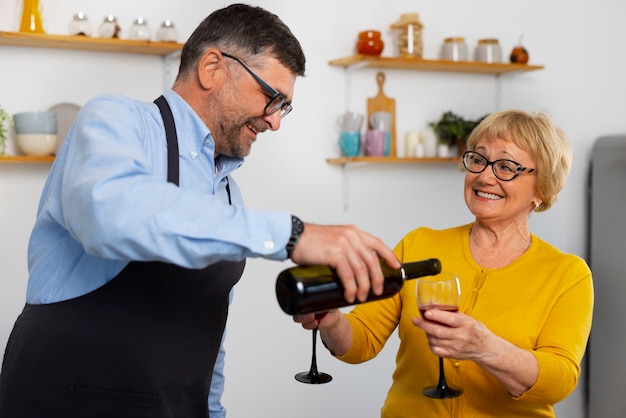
top-left (402, 258), bottom-right (442, 280)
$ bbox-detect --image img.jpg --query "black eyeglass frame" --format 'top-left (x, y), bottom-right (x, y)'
top-left (462, 150), bottom-right (537, 182)
top-left (220, 51), bottom-right (292, 119)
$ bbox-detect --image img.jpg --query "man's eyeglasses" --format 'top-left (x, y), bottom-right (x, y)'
top-left (220, 51), bottom-right (292, 119)
top-left (462, 150), bottom-right (537, 181)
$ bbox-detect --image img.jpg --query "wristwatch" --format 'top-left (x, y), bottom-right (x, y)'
top-left (286, 215), bottom-right (304, 257)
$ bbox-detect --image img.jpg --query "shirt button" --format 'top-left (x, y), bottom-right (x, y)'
top-left (464, 309), bottom-right (470, 314)
top-left (454, 361), bottom-right (461, 368)
top-left (190, 150), bottom-right (199, 159)
top-left (264, 240), bottom-right (275, 250)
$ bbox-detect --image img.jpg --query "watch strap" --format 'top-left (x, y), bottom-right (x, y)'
top-left (286, 215), bottom-right (304, 257)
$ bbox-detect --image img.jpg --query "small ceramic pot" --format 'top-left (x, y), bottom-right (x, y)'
top-left (356, 30), bottom-right (384, 56)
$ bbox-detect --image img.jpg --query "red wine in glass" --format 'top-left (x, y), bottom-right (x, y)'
top-left (295, 312), bottom-right (332, 384)
top-left (419, 304), bottom-right (459, 320)
top-left (416, 274), bottom-right (463, 399)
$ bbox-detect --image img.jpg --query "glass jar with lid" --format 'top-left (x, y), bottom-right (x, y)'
top-left (156, 20), bottom-right (178, 42)
top-left (441, 37), bottom-right (468, 62)
top-left (475, 38), bottom-right (502, 63)
top-left (389, 13), bottom-right (423, 58)
top-left (68, 12), bottom-right (92, 36)
top-left (129, 17), bottom-right (151, 41)
top-left (98, 15), bottom-right (120, 39)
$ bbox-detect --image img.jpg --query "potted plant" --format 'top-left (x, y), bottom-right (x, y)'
top-left (429, 111), bottom-right (488, 155)
top-left (0, 105), bottom-right (12, 156)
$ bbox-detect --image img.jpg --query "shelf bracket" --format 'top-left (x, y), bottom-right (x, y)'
top-left (163, 50), bottom-right (182, 90)
top-left (343, 62), bottom-right (368, 112)
top-left (341, 164), bottom-right (351, 211)
top-left (339, 161), bottom-right (368, 211)
top-left (495, 74), bottom-right (502, 111)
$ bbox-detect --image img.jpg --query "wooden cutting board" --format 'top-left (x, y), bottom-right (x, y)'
top-left (367, 71), bottom-right (396, 157)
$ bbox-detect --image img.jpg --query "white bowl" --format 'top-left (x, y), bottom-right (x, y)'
top-left (16, 134), bottom-right (57, 156)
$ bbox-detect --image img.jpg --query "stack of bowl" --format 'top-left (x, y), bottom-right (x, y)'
top-left (13, 111), bottom-right (57, 156)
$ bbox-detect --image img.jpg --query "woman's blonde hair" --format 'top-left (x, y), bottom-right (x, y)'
top-left (465, 110), bottom-right (572, 211)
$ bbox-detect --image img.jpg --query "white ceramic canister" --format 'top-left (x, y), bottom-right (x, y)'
top-left (475, 38), bottom-right (502, 63)
top-left (441, 37), bottom-right (468, 61)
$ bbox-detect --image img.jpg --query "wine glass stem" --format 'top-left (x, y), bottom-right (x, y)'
top-left (437, 357), bottom-right (449, 390)
top-left (308, 328), bottom-right (320, 376)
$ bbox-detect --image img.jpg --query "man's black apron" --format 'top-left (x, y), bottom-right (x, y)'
top-left (0, 95), bottom-right (245, 417)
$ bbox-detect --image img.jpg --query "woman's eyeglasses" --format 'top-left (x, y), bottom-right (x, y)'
top-left (462, 150), bottom-right (536, 181)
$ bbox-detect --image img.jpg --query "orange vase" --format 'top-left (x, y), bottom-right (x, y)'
top-left (19, 0), bottom-right (45, 33)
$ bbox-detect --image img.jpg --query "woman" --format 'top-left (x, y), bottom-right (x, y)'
top-left (295, 110), bottom-right (593, 417)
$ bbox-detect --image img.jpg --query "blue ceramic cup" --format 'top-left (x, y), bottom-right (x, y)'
top-left (338, 131), bottom-right (361, 157)
top-left (383, 131), bottom-right (391, 156)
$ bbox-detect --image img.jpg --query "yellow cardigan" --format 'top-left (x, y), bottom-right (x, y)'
top-left (337, 224), bottom-right (593, 418)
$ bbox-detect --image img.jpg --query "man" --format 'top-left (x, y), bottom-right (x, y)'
top-left (0, 4), bottom-right (399, 417)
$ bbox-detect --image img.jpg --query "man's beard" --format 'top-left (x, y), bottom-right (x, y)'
top-left (217, 117), bottom-right (263, 158)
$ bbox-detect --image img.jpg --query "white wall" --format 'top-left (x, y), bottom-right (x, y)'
top-left (2, 0), bottom-right (625, 417)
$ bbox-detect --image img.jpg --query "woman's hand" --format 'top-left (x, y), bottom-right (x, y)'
top-left (412, 309), bottom-right (539, 398)
top-left (293, 310), bottom-right (352, 356)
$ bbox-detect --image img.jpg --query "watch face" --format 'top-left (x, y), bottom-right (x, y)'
top-left (292, 216), bottom-right (304, 235)
top-left (287, 216), bottom-right (304, 256)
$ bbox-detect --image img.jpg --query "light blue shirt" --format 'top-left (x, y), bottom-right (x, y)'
top-left (25, 89), bottom-right (291, 415)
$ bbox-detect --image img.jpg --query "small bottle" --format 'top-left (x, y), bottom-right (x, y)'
top-left (275, 258), bottom-right (442, 315)
top-left (156, 20), bottom-right (178, 42)
top-left (68, 12), bottom-right (92, 36)
top-left (129, 17), bottom-right (151, 41)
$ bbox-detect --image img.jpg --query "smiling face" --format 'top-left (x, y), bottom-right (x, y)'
top-left (211, 54), bottom-right (296, 158)
top-left (179, 49), bottom-right (297, 159)
top-left (464, 135), bottom-right (541, 228)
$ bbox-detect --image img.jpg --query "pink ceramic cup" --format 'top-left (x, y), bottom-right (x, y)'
top-left (363, 130), bottom-right (386, 156)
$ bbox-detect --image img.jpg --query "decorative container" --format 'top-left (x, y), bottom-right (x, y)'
top-left (19, 0), bottom-right (44, 33)
top-left (475, 38), bottom-right (502, 63)
top-left (156, 20), bottom-right (178, 42)
top-left (129, 17), bottom-right (151, 41)
top-left (68, 12), bottom-right (92, 36)
top-left (441, 37), bottom-right (468, 62)
top-left (390, 13), bottom-right (423, 58)
top-left (98, 15), bottom-right (120, 39)
top-left (356, 30), bottom-right (384, 56)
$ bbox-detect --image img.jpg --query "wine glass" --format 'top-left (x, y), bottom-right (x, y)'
top-left (416, 273), bottom-right (463, 398)
top-left (295, 313), bottom-right (332, 384)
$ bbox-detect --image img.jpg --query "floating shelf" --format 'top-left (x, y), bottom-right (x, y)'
top-left (328, 55), bottom-right (544, 75)
top-left (0, 31), bottom-right (183, 55)
top-left (0, 155), bottom-right (55, 164)
top-left (326, 156), bottom-right (460, 165)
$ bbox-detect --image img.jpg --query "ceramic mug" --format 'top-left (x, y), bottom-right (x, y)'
top-left (363, 130), bottom-right (386, 156)
top-left (338, 131), bottom-right (361, 157)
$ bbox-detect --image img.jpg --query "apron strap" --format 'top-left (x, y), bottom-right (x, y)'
top-left (154, 95), bottom-right (179, 186)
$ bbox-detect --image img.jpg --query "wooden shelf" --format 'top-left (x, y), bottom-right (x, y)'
top-left (0, 155), bottom-right (55, 164)
top-left (0, 31), bottom-right (183, 55)
top-left (326, 156), bottom-right (460, 165)
top-left (329, 55), bottom-right (544, 75)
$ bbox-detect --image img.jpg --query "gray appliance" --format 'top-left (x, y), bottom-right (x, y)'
top-left (587, 135), bottom-right (626, 418)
